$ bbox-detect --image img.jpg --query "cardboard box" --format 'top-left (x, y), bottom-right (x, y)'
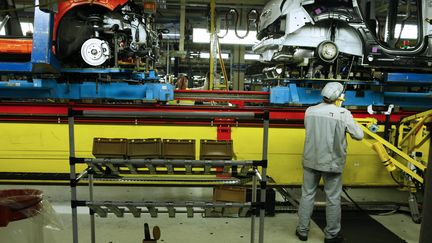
top-left (213, 186), bottom-right (246, 203)
top-left (211, 186), bottom-right (246, 217)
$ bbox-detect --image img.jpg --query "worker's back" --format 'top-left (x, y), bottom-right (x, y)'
top-left (303, 103), bottom-right (363, 173)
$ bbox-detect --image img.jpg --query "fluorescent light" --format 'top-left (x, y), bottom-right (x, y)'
top-left (199, 52), bottom-right (229, 59)
top-left (0, 22), bottom-right (33, 35)
top-left (193, 28), bottom-right (258, 45)
top-left (244, 54), bottom-right (260, 60)
top-left (162, 33), bottom-right (180, 39)
top-left (394, 24), bottom-right (418, 39)
top-left (20, 22), bottom-right (33, 34)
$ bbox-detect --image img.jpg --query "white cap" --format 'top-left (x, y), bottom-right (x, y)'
top-left (321, 82), bottom-right (343, 102)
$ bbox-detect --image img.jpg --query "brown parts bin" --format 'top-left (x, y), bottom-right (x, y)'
top-left (127, 138), bottom-right (162, 159)
top-left (200, 139), bottom-right (233, 160)
top-left (213, 186), bottom-right (246, 203)
top-left (92, 138), bottom-right (127, 158)
top-left (162, 139), bottom-right (196, 160)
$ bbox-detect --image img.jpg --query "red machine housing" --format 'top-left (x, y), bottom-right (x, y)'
top-left (0, 0), bottom-right (128, 55)
top-left (52, 0), bottom-right (128, 40)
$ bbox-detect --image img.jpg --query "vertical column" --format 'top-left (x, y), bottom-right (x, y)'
top-left (259, 111), bottom-right (269, 243)
top-left (384, 0), bottom-right (399, 45)
top-left (31, 0), bottom-right (59, 72)
top-left (166, 42), bottom-right (170, 75)
top-left (250, 168), bottom-right (257, 243)
top-left (179, 0), bottom-right (186, 54)
top-left (419, 126), bottom-right (432, 243)
top-left (89, 173), bottom-right (96, 243)
top-left (68, 109), bottom-right (79, 243)
top-left (209, 0), bottom-right (216, 90)
top-left (232, 46), bottom-right (245, 91)
top-left (4, 0), bottom-right (23, 36)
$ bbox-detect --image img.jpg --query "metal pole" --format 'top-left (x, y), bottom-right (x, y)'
top-left (89, 173), bottom-right (96, 243)
top-left (166, 42), bottom-right (170, 76)
top-left (179, 0), bottom-right (185, 54)
top-left (81, 110), bottom-right (257, 119)
top-left (419, 126), bottom-right (432, 243)
top-left (209, 0), bottom-right (215, 90)
top-left (68, 114), bottom-right (79, 243)
top-left (259, 111), bottom-right (269, 243)
top-left (250, 167), bottom-right (257, 243)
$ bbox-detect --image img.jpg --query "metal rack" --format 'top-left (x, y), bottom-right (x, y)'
top-left (68, 109), bottom-right (270, 243)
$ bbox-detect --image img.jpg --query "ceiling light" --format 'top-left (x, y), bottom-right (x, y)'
top-left (394, 24), bottom-right (418, 39)
top-left (244, 54), bottom-right (260, 60)
top-left (193, 28), bottom-right (258, 45)
top-left (199, 52), bottom-right (229, 59)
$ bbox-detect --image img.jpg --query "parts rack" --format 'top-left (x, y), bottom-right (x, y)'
top-left (68, 109), bottom-right (270, 243)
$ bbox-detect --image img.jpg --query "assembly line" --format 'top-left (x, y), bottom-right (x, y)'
top-left (0, 1), bottom-right (431, 243)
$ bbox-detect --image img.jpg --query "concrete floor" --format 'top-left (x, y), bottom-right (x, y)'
top-left (0, 185), bottom-right (422, 243)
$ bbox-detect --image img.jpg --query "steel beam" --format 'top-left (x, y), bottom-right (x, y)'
top-left (419, 128), bottom-right (432, 243)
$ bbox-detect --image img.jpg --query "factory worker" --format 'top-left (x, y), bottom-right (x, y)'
top-left (175, 74), bottom-right (189, 90)
top-left (296, 82), bottom-right (363, 243)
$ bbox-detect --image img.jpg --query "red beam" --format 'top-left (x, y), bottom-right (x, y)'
top-left (0, 102), bottom-right (416, 124)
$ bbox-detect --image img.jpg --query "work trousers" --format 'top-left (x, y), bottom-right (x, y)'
top-left (297, 167), bottom-right (343, 239)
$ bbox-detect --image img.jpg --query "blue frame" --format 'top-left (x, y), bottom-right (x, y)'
top-left (386, 73), bottom-right (432, 84)
top-left (0, 0), bottom-right (59, 73)
top-left (0, 79), bottom-right (174, 101)
top-left (0, 1), bottom-right (174, 102)
top-left (270, 75), bottom-right (432, 108)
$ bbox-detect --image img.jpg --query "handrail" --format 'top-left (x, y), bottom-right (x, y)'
top-left (359, 124), bottom-right (425, 184)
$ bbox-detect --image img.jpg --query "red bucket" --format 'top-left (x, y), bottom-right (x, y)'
top-left (0, 189), bottom-right (43, 227)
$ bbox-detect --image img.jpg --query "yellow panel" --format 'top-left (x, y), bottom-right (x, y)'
top-left (0, 122), bottom-right (397, 186)
top-left (231, 127), bottom-right (394, 186)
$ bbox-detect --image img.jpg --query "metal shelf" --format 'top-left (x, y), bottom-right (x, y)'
top-left (73, 158), bottom-right (260, 176)
top-left (68, 109), bottom-right (269, 243)
top-left (75, 200), bottom-right (252, 218)
top-left (80, 176), bottom-right (249, 185)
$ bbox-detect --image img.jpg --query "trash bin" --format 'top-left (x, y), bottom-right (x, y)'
top-left (0, 189), bottom-right (43, 227)
top-left (0, 189), bottom-right (62, 243)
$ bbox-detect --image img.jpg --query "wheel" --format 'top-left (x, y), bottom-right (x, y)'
top-left (317, 40), bottom-right (339, 63)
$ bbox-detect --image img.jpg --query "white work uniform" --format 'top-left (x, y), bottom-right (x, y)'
top-left (297, 102), bottom-right (363, 239)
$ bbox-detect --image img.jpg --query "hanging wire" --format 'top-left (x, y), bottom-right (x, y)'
top-left (216, 10), bottom-right (232, 38)
top-left (216, 8), bottom-right (259, 39)
top-left (394, 0), bottom-right (412, 48)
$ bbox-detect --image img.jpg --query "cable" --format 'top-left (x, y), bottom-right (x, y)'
top-left (389, 171), bottom-right (420, 190)
top-left (394, 1), bottom-right (412, 48)
top-left (342, 187), bottom-right (366, 213)
top-left (390, 171), bottom-right (406, 187)
top-left (342, 187), bottom-right (400, 216)
top-left (345, 56), bottom-right (355, 80)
